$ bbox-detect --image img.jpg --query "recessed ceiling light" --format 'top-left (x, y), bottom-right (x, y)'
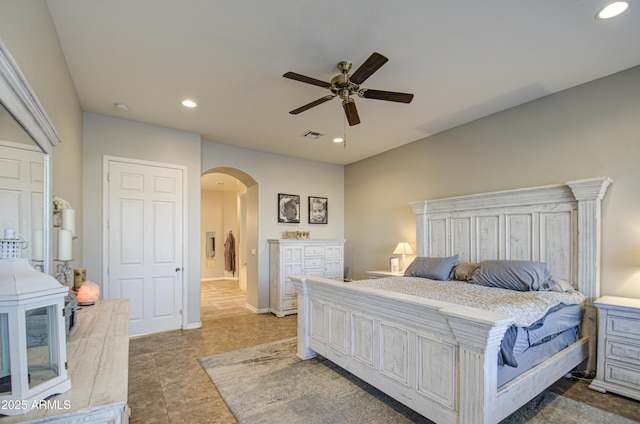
top-left (333, 137), bottom-right (344, 143)
top-left (114, 102), bottom-right (129, 111)
top-left (596, 1), bottom-right (630, 19)
top-left (181, 99), bottom-right (197, 108)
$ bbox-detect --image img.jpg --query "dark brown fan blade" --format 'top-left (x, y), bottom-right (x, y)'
top-left (362, 89), bottom-right (414, 103)
top-left (289, 95), bottom-right (334, 115)
top-left (350, 52), bottom-right (388, 85)
top-left (342, 99), bottom-right (360, 126)
top-left (283, 72), bottom-right (331, 88)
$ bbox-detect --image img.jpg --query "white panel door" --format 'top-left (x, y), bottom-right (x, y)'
top-left (0, 141), bottom-right (44, 261)
top-left (107, 159), bottom-right (183, 336)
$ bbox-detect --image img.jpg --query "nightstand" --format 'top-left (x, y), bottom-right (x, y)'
top-left (589, 296), bottom-right (640, 401)
top-left (366, 270), bottom-right (405, 279)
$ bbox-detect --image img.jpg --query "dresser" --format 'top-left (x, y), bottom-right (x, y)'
top-left (268, 239), bottom-right (345, 317)
top-left (589, 296), bottom-right (640, 401)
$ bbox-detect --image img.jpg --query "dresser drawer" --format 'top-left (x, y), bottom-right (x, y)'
top-left (282, 296), bottom-right (298, 310)
top-left (305, 245), bottom-right (324, 256)
top-left (608, 314), bottom-right (640, 340)
top-left (305, 257), bottom-right (324, 269)
top-left (606, 339), bottom-right (640, 365)
top-left (603, 361), bottom-right (640, 390)
top-left (305, 269), bottom-right (324, 278)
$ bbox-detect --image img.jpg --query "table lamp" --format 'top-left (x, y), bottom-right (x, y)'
top-left (393, 242), bottom-right (414, 271)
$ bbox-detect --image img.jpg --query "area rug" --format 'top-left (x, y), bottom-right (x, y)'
top-left (199, 338), bottom-right (637, 424)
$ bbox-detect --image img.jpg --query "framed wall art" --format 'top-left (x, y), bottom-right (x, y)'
top-left (278, 193), bottom-right (300, 223)
top-left (308, 196), bottom-right (328, 224)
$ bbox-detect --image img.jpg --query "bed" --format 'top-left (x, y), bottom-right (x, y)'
top-left (290, 177), bottom-right (612, 424)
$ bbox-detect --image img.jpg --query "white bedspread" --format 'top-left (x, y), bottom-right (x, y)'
top-left (351, 277), bottom-right (585, 327)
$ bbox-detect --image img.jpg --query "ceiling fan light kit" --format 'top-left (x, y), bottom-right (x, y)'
top-left (283, 52), bottom-right (414, 127)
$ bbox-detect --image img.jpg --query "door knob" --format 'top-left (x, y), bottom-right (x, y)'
top-left (175, 267), bottom-right (182, 272)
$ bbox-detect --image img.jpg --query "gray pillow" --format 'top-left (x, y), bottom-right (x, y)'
top-left (404, 255), bottom-right (459, 281)
top-left (468, 260), bottom-right (553, 291)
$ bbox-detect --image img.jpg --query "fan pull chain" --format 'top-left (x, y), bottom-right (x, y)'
top-left (343, 113), bottom-right (347, 148)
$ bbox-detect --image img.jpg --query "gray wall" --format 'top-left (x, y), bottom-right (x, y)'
top-left (345, 65), bottom-right (640, 298)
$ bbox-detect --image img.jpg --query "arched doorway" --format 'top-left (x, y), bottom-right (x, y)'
top-left (201, 167), bottom-right (259, 314)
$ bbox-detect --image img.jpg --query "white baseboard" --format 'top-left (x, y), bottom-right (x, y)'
top-left (184, 321), bottom-right (202, 330)
top-left (245, 303), bottom-right (270, 314)
top-left (201, 277), bottom-right (239, 282)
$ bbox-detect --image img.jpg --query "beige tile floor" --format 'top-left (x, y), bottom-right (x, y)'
top-left (128, 280), bottom-right (640, 423)
top-left (128, 280), bottom-right (296, 423)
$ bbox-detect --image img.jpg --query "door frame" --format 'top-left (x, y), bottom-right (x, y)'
top-left (102, 155), bottom-right (189, 331)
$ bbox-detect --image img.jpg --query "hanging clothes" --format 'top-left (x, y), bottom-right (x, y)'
top-left (224, 230), bottom-right (236, 276)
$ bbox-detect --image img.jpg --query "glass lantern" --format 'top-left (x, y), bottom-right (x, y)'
top-left (0, 233), bottom-right (71, 416)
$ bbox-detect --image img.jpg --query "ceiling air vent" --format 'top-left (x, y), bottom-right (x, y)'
top-left (301, 130), bottom-right (323, 139)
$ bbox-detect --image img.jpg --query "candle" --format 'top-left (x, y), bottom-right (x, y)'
top-left (61, 208), bottom-right (75, 236)
top-left (57, 229), bottom-right (72, 261)
top-left (32, 229), bottom-right (44, 261)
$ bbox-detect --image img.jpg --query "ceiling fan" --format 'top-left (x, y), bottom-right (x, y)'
top-left (283, 52), bottom-right (414, 126)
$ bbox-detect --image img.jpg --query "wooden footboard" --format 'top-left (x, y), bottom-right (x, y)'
top-left (291, 275), bottom-right (588, 424)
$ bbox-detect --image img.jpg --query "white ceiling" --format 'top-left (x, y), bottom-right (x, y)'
top-left (46, 0), bottom-right (640, 165)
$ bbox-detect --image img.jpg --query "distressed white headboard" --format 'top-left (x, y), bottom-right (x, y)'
top-left (409, 177), bottom-right (612, 302)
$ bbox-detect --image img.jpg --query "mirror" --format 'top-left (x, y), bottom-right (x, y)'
top-left (0, 103), bottom-right (46, 267)
top-left (0, 40), bottom-right (60, 273)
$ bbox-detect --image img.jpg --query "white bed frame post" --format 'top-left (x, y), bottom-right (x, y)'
top-left (412, 201), bottom-right (428, 257)
top-left (443, 307), bottom-right (513, 424)
top-left (295, 278), bottom-right (316, 360)
top-left (566, 177), bottom-right (612, 372)
top-left (566, 177), bottom-right (612, 302)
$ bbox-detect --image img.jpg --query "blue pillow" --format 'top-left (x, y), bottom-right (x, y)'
top-left (468, 260), bottom-right (553, 291)
top-left (404, 255), bottom-right (459, 281)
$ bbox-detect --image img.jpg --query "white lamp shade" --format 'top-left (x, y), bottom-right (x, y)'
top-left (393, 242), bottom-right (413, 255)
